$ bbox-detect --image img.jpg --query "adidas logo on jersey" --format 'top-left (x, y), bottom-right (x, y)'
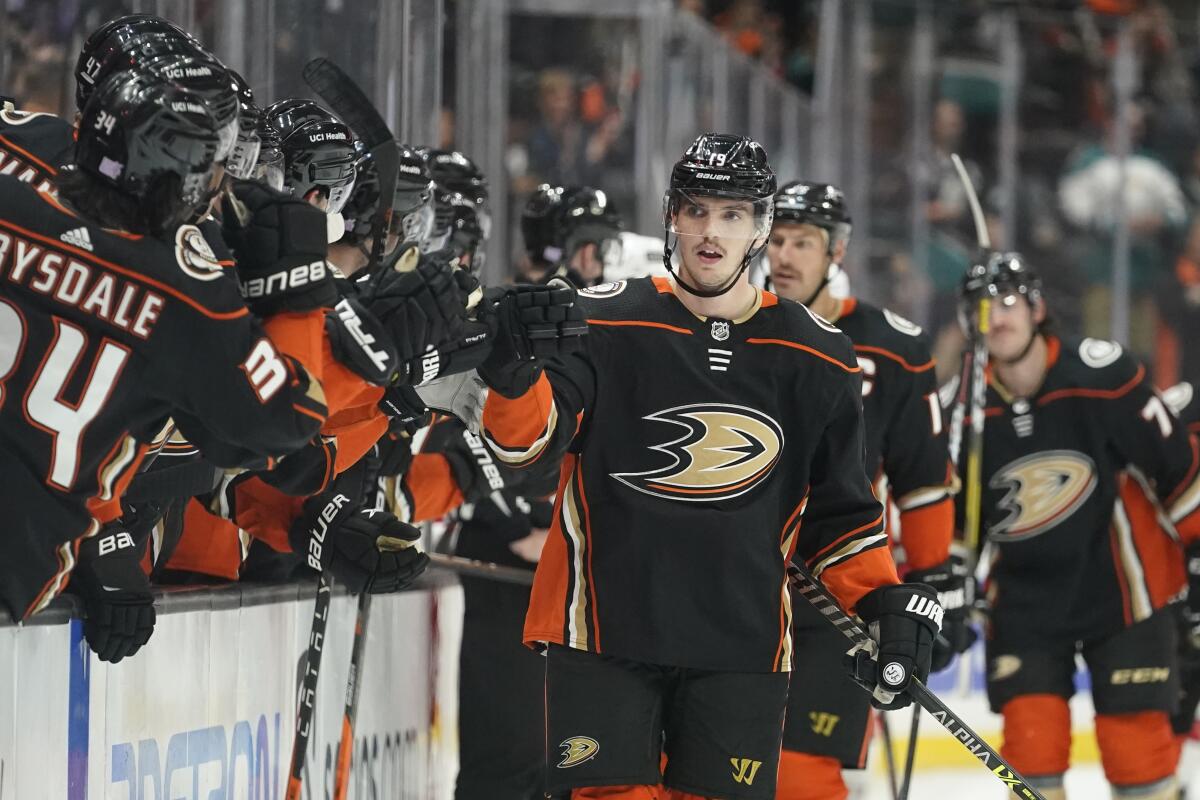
top-left (61, 227), bottom-right (93, 252)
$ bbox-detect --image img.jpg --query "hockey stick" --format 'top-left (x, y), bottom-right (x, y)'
top-left (949, 152), bottom-right (991, 561)
top-left (878, 712), bottom-right (901, 799)
top-left (428, 552), bottom-right (535, 586)
top-left (333, 590), bottom-right (372, 800)
top-left (789, 566), bottom-right (1046, 800)
top-left (285, 575), bottom-right (334, 800)
top-left (898, 703), bottom-right (920, 799)
top-left (302, 57), bottom-right (400, 286)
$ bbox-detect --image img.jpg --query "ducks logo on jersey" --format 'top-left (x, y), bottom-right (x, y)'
top-left (988, 450), bottom-right (1098, 541)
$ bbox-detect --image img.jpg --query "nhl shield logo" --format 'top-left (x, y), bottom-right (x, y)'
top-left (711, 320), bottom-right (730, 341)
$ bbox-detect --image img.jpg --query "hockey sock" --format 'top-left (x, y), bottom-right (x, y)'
top-left (1096, 711), bottom-right (1180, 788)
top-left (775, 751), bottom-right (848, 800)
top-left (1001, 694), bottom-right (1071, 778)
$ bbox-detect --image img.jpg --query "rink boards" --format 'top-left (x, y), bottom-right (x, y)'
top-left (0, 576), bottom-right (464, 800)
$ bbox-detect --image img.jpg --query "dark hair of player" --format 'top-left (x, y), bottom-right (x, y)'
top-left (60, 71), bottom-right (221, 236)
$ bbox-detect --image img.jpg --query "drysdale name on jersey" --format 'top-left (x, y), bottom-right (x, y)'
top-left (0, 230), bottom-right (165, 338)
top-left (239, 259), bottom-right (328, 299)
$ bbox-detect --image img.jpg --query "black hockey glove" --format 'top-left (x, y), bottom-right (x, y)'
top-left (477, 284), bottom-right (588, 398)
top-left (379, 383), bottom-right (434, 435)
top-left (69, 525), bottom-right (156, 664)
top-left (364, 260), bottom-right (464, 376)
top-left (259, 436), bottom-right (339, 497)
top-left (288, 492), bottom-right (429, 594)
top-left (222, 179), bottom-right (338, 316)
top-left (444, 426), bottom-right (510, 503)
top-left (853, 583), bottom-right (942, 710)
top-left (324, 296), bottom-right (399, 387)
top-left (907, 552), bottom-right (976, 673)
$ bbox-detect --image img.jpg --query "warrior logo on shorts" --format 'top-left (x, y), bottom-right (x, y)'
top-left (612, 403), bottom-right (784, 503)
top-left (557, 736), bottom-right (600, 768)
top-left (988, 450), bottom-right (1098, 541)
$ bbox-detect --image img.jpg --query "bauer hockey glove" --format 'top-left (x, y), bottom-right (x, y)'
top-left (221, 179), bottom-right (338, 316)
top-left (69, 524), bottom-right (156, 664)
top-left (477, 283), bottom-right (588, 398)
top-left (853, 583), bottom-right (942, 710)
top-left (906, 550), bottom-right (977, 673)
top-left (288, 492), bottom-right (429, 594)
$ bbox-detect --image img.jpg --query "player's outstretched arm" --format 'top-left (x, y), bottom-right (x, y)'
top-left (478, 284), bottom-right (593, 470)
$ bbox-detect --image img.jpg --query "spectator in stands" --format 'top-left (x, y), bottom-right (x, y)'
top-left (1058, 98), bottom-right (1188, 357)
top-left (525, 67), bottom-right (623, 192)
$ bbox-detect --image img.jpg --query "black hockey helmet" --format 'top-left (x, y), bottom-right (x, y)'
top-left (958, 251), bottom-right (1043, 333)
top-left (253, 119), bottom-right (284, 191)
top-left (264, 98), bottom-right (357, 213)
top-left (772, 181), bottom-right (852, 255)
top-left (558, 186), bottom-right (623, 270)
top-left (424, 148), bottom-right (490, 270)
top-left (521, 183), bottom-right (567, 265)
top-left (138, 53), bottom-right (239, 163)
top-left (343, 140), bottom-right (435, 250)
top-left (74, 70), bottom-right (221, 231)
top-left (225, 70), bottom-right (261, 180)
top-left (75, 19), bottom-right (203, 112)
top-left (662, 133), bottom-right (776, 297)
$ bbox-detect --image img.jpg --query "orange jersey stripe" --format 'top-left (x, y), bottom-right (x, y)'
top-left (745, 338), bottom-right (861, 373)
top-left (854, 344), bottom-right (935, 373)
top-left (819, 545), bottom-right (899, 615)
top-left (0, 133), bottom-right (57, 176)
top-left (589, 318), bottom-right (693, 335)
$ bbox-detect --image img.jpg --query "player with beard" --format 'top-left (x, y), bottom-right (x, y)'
top-left (764, 181), bottom-right (965, 799)
top-left (954, 252), bottom-right (1200, 800)
top-left (476, 134), bottom-right (940, 800)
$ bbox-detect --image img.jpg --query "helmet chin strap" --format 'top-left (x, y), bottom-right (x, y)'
top-left (801, 262), bottom-right (841, 307)
top-left (663, 233), bottom-right (767, 299)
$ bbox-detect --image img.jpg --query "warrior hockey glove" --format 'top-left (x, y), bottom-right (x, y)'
top-left (906, 550), bottom-right (977, 673)
top-left (324, 295), bottom-right (399, 387)
top-left (288, 492), bottom-right (429, 594)
top-left (478, 284), bottom-right (588, 398)
top-left (854, 583), bottom-right (942, 710)
top-left (69, 525), bottom-right (156, 664)
top-left (221, 179), bottom-right (338, 315)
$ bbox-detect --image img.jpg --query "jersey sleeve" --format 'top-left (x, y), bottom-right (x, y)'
top-left (879, 346), bottom-right (958, 570)
top-left (480, 348), bottom-right (596, 469)
top-left (148, 286), bottom-right (328, 464)
top-left (797, 370), bottom-right (900, 613)
top-left (1104, 358), bottom-right (1200, 544)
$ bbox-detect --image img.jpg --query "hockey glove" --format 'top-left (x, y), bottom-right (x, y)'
top-left (907, 551), bottom-right (977, 673)
top-left (69, 525), bottom-right (156, 663)
top-left (854, 583), bottom-right (942, 710)
top-left (288, 492), bottom-right (429, 594)
top-left (221, 179), bottom-right (337, 316)
top-left (324, 295), bottom-right (399, 387)
top-left (260, 436), bottom-right (338, 497)
top-left (477, 284), bottom-right (589, 398)
top-left (414, 370), bottom-right (489, 431)
top-left (379, 383), bottom-right (434, 435)
top-left (365, 259), bottom-right (465, 377)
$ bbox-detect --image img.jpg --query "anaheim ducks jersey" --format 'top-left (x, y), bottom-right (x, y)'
top-left (1164, 381), bottom-right (1200, 435)
top-left (966, 336), bottom-right (1200, 641)
top-left (832, 298), bottom-right (956, 570)
top-left (480, 276), bottom-right (896, 672)
top-left (0, 177), bottom-right (326, 619)
top-left (0, 103), bottom-right (74, 191)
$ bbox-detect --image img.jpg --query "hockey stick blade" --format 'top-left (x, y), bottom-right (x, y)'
top-left (428, 552), bottom-right (534, 586)
top-left (789, 568), bottom-right (1046, 800)
top-left (950, 153), bottom-right (990, 251)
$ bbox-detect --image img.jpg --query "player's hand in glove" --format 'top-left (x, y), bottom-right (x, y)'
top-left (906, 549), bottom-right (976, 673)
top-left (221, 179), bottom-right (337, 315)
top-left (289, 492), bottom-right (429, 594)
top-left (324, 295), bottom-right (399, 387)
top-left (477, 283), bottom-right (589, 398)
top-left (852, 583), bottom-right (942, 710)
top-left (364, 259), bottom-right (468, 382)
top-left (69, 525), bottom-right (156, 663)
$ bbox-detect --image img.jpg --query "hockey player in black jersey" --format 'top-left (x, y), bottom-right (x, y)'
top-left (477, 134), bottom-right (941, 800)
top-left (521, 183), bottom-right (624, 288)
top-left (763, 181), bottom-right (964, 800)
top-left (956, 253), bottom-right (1200, 800)
top-left (0, 70), bottom-right (330, 622)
